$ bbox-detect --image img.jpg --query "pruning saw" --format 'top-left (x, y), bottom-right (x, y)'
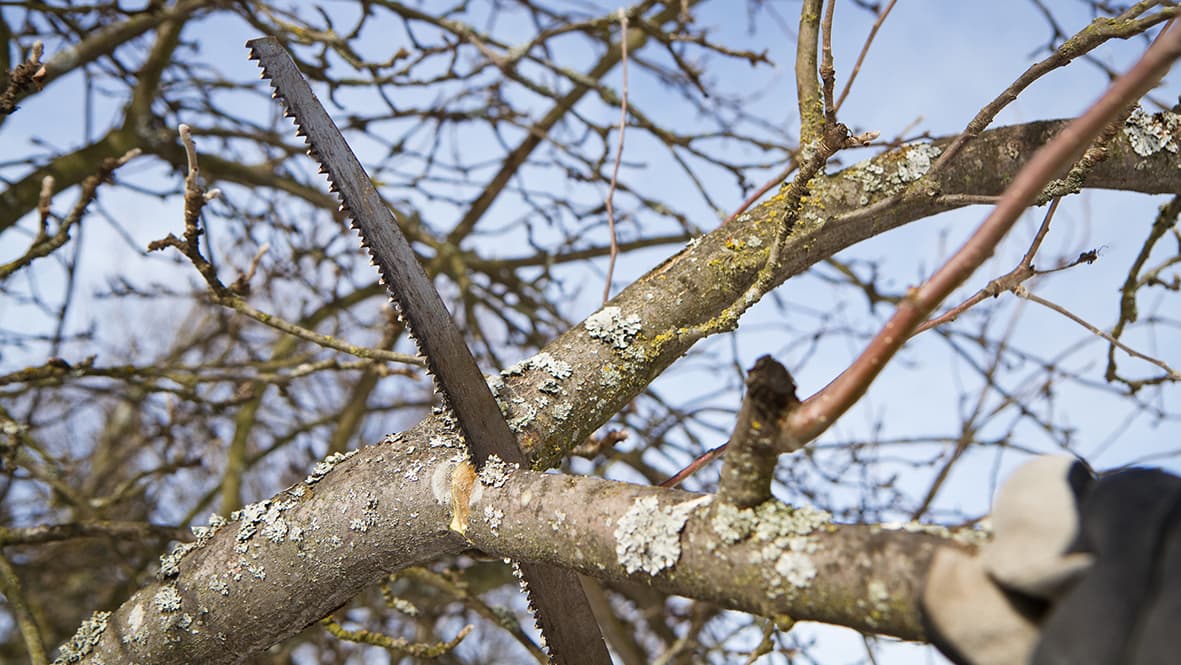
top-left (247, 36), bottom-right (612, 665)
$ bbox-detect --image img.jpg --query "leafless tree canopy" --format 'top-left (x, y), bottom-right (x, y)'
top-left (1, 1), bottom-right (1179, 663)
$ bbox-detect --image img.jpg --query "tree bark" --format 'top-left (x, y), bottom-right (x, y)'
top-left (58, 114), bottom-right (1181, 663)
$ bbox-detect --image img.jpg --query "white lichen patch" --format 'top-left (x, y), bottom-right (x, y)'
top-left (846, 143), bottom-right (942, 204)
top-left (505, 351), bottom-right (574, 380)
top-left (390, 597), bottom-right (419, 617)
top-left (352, 495), bottom-right (380, 532)
top-left (868, 579), bottom-right (890, 610)
top-left (159, 513), bottom-right (227, 579)
top-left (599, 364), bottom-right (623, 388)
top-left (507, 397), bottom-right (540, 432)
top-left (232, 494), bottom-right (302, 554)
top-left (158, 541), bottom-right (197, 579)
top-left (192, 512), bottom-right (226, 541)
top-left (403, 459), bottom-right (424, 481)
top-left (711, 500), bottom-right (755, 545)
top-left (585, 306), bottom-right (642, 350)
top-left (127, 602), bottom-right (145, 634)
top-left (429, 433), bottom-right (461, 448)
top-left (305, 449), bottom-right (358, 485)
top-left (552, 510), bottom-right (567, 531)
top-left (233, 500), bottom-right (269, 548)
top-left (711, 500), bottom-right (832, 592)
top-left (856, 579), bottom-right (894, 628)
top-left (874, 519), bottom-right (990, 546)
top-left (484, 504), bottom-right (504, 532)
top-left (260, 507), bottom-right (289, 543)
top-left (752, 502), bottom-right (831, 541)
top-left (551, 402), bottom-right (573, 422)
top-left (615, 494), bottom-right (710, 575)
top-left (775, 551), bottom-right (817, 588)
top-left (53, 610), bottom-right (111, 664)
top-left (478, 454), bottom-right (517, 488)
top-left (154, 585), bottom-right (183, 613)
top-left (1124, 106), bottom-right (1180, 157)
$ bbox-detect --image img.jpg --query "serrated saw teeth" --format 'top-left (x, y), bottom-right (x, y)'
top-left (246, 36), bottom-right (612, 663)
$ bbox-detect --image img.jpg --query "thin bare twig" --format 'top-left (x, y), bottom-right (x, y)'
top-left (930, 6), bottom-right (1176, 175)
top-left (820, 0), bottom-right (838, 125)
top-left (0, 552), bottom-right (48, 665)
top-left (913, 197), bottom-right (1062, 335)
top-left (603, 8), bottom-right (629, 304)
top-left (0, 40), bottom-right (44, 117)
top-left (835, 0), bottom-right (897, 111)
top-left (1107, 194), bottom-right (1181, 387)
top-left (784, 20), bottom-right (1181, 448)
top-left (1015, 286), bottom-right (1180, 381)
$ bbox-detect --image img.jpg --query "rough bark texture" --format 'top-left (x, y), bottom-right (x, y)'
top-left (59, 116), bottom-right (1181, 664)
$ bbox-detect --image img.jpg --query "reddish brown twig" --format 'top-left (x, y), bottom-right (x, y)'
top-left (784, 20), bottom-right (1181, 448)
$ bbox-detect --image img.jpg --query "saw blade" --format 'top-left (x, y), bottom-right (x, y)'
top-left (246, 37), bottom-right (611, 665)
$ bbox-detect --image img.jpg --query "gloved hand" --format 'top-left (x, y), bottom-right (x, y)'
top-left (920, 455), bottom-right (1181, 665)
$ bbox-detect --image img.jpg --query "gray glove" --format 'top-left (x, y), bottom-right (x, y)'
top-left (921, 456), bottom-right (1181, 665)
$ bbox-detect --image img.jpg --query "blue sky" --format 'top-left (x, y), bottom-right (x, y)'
top-left (2, 2), bottom-right (1179, 663)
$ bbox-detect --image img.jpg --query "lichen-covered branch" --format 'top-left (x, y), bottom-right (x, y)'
top-left (715, 356), bottom-right (799, 508)
top-left (47, 103), bottom-right (1181, 663)
top-left (59, 421), bottom-right (973, 664)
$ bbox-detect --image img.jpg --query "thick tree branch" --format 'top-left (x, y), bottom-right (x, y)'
top-left (61, 425), bottom-right (968, 663)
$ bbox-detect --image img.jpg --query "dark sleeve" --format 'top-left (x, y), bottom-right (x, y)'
top-left (1127, 481), bottom-right (1181, 665)
top-left (1033, 469), bottom-right (1181, 665)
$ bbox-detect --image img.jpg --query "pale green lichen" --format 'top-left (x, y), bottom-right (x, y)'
top-left (429, 433), bottom-right (461, 448)
top-left (347, 495), bottom-right (379, 533)
top-left (599, 364), bottom-right (623, 388)
top-left (846, 143), bottom-right (942, 204)
top-left (305, 449), bottom-right (358, 485)
top-left (402, 459), bottom-right (424, 481)
top-left (158, 542), bottom-right (197, 579)
top-left (874, 519), bottom-right (990, 546)
top-left (711, 500), bottom-right (757, 544)
top-left (231, 493), bottom-right (302, 555)
top-left (507, 396), bottom-right (540, 432)
top-left (233, 500), bottom-right (269, 550)
top-left (752, 502), bottom-right (831, 541)
top-left (53, 611), bottom-right (111, 664)
top-left (551, 402), bottom-right (573, 422)
top-left (505, 351), bottom-right (573, 380)
top-left (154, 585), bottom-right (182, 613)
top-left (585, 306), bottom-right (642, 350)
top-left (775, 551), bottom-right (817, 588)
top-left (484, 504), bottom-right (504, 533)
top-left (711, 500), bottom-right (832, 593)
top-left (260, 505), bottom-right (289, 543)
top-left (390, 597), bottom-right (419, 617)
top-left (478, 454), bottom-right (517, 488)
top-left (615, 494), bottom-right (710, 575)
top-left (1124, 106), bottom-right (1180, 157)
top-left (159, 512), bottom-right (227, 579)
